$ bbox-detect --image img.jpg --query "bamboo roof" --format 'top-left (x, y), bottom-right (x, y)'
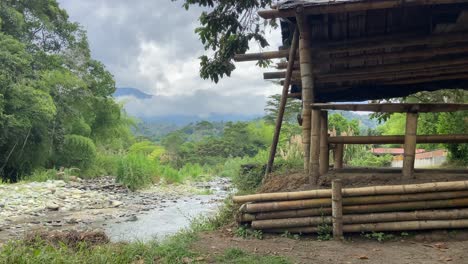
top-left (238, 0), bottom-right (468, 102)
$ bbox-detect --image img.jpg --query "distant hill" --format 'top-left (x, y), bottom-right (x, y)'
top-left (333, 111), bottom-right (379, 129)
top-left (114, 87), bottom-right (153, 99)
top-left (138, 113), bottom-right (261, 126)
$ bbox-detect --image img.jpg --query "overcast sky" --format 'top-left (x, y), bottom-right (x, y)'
top-left (58, 0), bottom-right (282, 118)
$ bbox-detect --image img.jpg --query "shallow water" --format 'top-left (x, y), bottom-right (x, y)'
top-left (104, 179), bottom-right (231, 242)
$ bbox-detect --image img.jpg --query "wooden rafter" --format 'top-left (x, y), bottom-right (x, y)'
top-left (311, 103), bottom-right (468, 113)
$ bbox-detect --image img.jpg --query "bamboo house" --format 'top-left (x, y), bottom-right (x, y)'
top-left (233, 0), bottom-right (468, 236)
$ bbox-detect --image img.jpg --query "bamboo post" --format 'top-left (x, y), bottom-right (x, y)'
top-left (320, 111), bottom-right (329, 175)
top-left (265, 28), bottom-right (300, 176)
top-left (310, 110), bottom-right (321, 185)
top-left (403, 112), bottom-right (418, 179)
top-left (334, 144), bottom-right (344, 169)
top-left (296, 7), bottom-right (314, 174)
top-left (332, 179), bottom-right (343, 240)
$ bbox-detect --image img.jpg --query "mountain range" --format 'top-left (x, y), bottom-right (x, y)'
top-left (113, 87), bottom-right (378, 129)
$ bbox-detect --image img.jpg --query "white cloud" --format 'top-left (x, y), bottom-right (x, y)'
top-left (59, 0), bottom-right (283, 117)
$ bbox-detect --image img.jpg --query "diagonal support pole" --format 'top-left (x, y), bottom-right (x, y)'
top-left (265, 28), bottom-right (300, 175)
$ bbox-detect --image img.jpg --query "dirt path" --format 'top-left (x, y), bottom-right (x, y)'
top-left (193, 230), bottom-right (468, 264)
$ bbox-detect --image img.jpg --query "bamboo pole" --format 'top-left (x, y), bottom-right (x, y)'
top-left (403, 113), bottom-right (418, 179)
top-left (332, 180), bottom-right (343, 240)
top-left (320, 111), bottom-right (329, 175)
top-left (334, 144), bottom-right (344, 169)
top-left (250, 208), bottom-right (333, 221)
top-left (296, 8), bottom-right (314, 174)
top-left (240, 191), bottom-right (468, 213)
top-left (328, 134), bottom-right (468, 144)
top-left (233, 181), bottom-right (468, 203)
top-left (265, 28), bottom-right (300, 175)
top-left (233, 49), bottom-right (290, 61)
top-left (344, 197), bottom-right (468, 214)
top-left (244, 197), bottom-right (468, 223)
top-left (310, 109), bottom-right (321, 185)
top-left (250, 208), bottom-right (468, 229)
top-left (263, 219), bottom-right (468, 234)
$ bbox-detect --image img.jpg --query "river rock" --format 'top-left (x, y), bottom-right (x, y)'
top-left (110, 200), bottom-right (123, 207)
top-left (46, 203), bottom-right (60, 211)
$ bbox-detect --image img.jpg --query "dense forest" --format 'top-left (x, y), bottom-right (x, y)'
top-left (0, 0), bottom-right (134, 182)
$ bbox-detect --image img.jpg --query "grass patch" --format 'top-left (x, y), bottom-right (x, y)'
top-left (0, 230), bottom-right (199, 264)
top-left (216, 248), bottom-right (290, 264)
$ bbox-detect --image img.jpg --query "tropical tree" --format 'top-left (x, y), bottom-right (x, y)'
top-left (176, 0), bottom-right (275, 82)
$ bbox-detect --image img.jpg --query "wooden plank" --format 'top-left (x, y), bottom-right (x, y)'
top-left (311, 103), bottom-right (468, 113)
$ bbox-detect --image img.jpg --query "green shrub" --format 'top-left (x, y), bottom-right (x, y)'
top-left (58, 135), bottom-right (97, 172)
top-left (232, 163), bottom-right (265, 193)
top-left (349, 152), bottom-right (393, 167)
top-left (158, 165), bottom-right (181, 184)
top-left (116, 154), bottom-right (157, 190)
top-left (178, 163), bottom-right (205, 181)
top-left (91, 152), bottom-right (122, 176)
top-left (220, 157), bottom-right (243, 178)
top-left (27, 169), bottom-right (58, 182)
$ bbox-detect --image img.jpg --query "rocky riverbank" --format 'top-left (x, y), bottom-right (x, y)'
top-left (0, 177), bottom-right (232, 243)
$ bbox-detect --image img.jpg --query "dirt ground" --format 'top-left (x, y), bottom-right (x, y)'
top-left (193, 230), bottom-right (468, 264)
top-left (260, 168), bottom-right (468, 193)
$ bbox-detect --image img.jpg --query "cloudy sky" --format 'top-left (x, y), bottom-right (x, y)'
top-left (59, 0), bottom-right (282, 118)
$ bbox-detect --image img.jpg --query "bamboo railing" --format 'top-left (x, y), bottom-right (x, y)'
top-left (235, 180), bottom-right (468, 235)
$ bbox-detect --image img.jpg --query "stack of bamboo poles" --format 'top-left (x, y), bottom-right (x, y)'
top-left (234, 180), bottom-right (468, 238)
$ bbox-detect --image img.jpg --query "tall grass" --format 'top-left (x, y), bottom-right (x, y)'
top-left (114, 153), bottom-right (210, 190)
top-left (116, 154), bottom-right (157, 190)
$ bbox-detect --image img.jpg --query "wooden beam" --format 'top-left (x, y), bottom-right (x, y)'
top-left (332, 179), bottom-right (344, 241)
top-left (258, 0), bottom-right (468, 19)
top-left (311, 103), bottom-right (468, 113)
top-left (318, 57), bottom-right (468, 81)
top-left (265, 28), bottom-right (300, 175)
top-left (236, 32), bottom-right (468, 63)
top-left (320, 63), bottom-right (468, 84)
top-left (274, 45), bottom-right (468, 69)
top-left (318, 45), bottom-right (468, 65)
top-left (297, 8), bottom-right (315, 174)
top-left (403, 113), bottom-right (418, 179)
top-left (385, 72), bottom-right (468, 85)
top-left (334, 144), bottom-right (344, 169)
top-left (264, 71), bottom-right (300, 80)
top-left (267, 58), bottom-right (468, 83)
top-left (287, 92), bottom-right (302, 98)
top-left (234, 49), bottom-right (289, 62)
top-left (320, 111), bottom-right (329, 175)
top-left (328, 134), bottom-right (468, 144)
top-left (310, 109), bottom-right (321, 185)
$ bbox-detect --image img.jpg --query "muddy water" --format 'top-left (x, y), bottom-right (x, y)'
top-left (104, 180), bottom-right (231, 242)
